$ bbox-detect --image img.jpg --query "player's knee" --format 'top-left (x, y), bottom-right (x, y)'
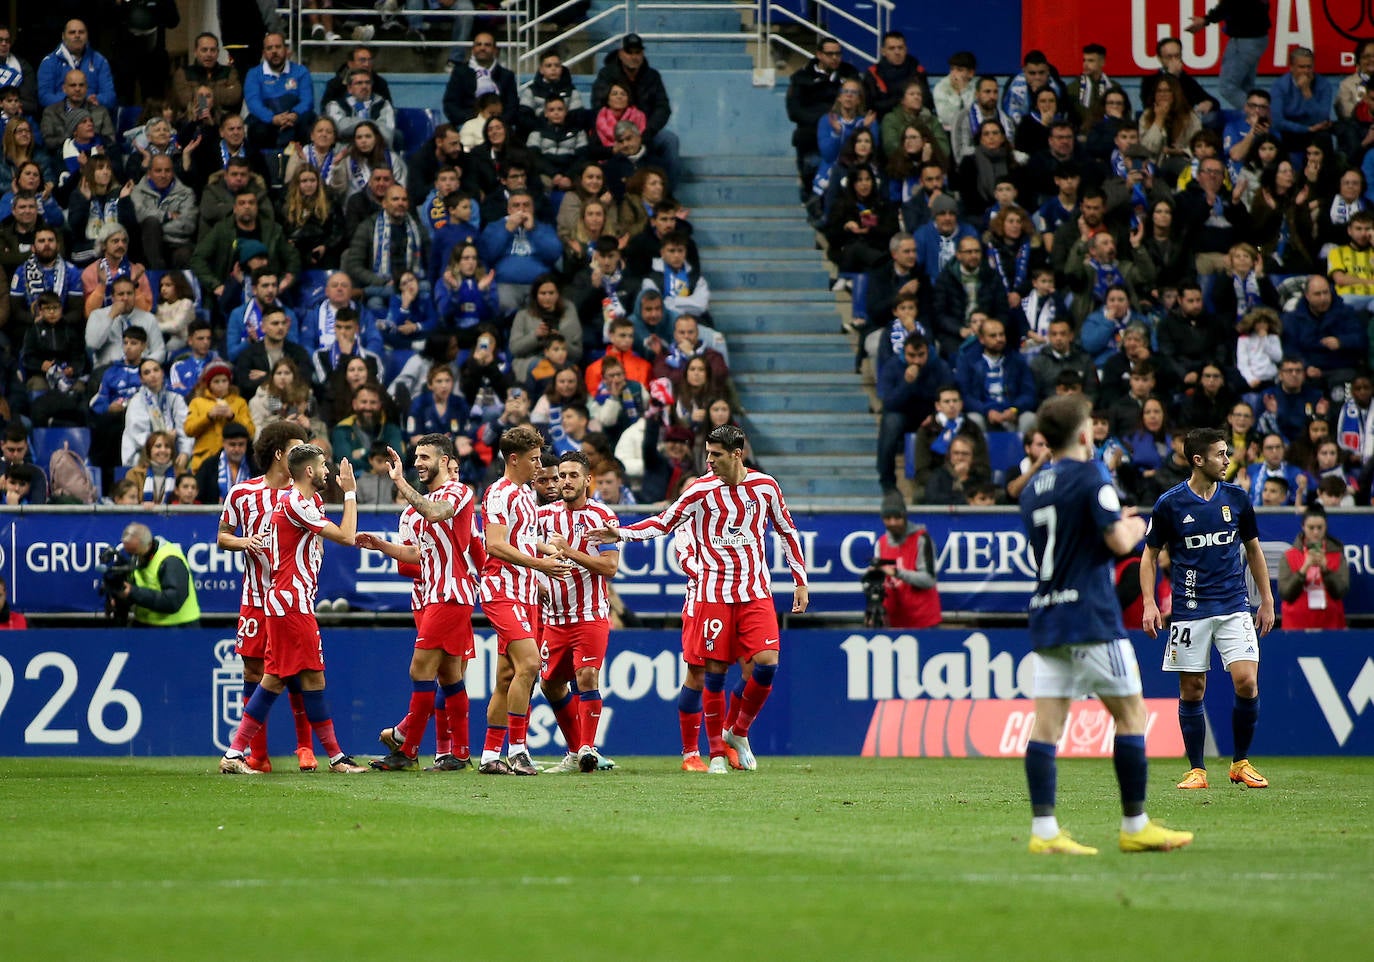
top-left (1178, 675), bottom-right (1206, 700)
top-left (685, 665), bottom-right (704, 688)
top-left (751, 662), bottom-right (778, 687)
top-left (575, 667), bottom-right (598, 692)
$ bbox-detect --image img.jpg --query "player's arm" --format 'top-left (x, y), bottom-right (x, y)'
top-left (486, 520), bottom-right (572, 576)
top-left (767, 483), bottom-right (810, 613)
top-left (216, 517), bottom-right (262, 552)
top-left (387, 446), bottom-right (456, 523)
top-left (1137, 543), bottom-right (1164, 636)
top-left (589, 487), bottom-right (696, 543)
top-left (1243, 536), bottom-right (1276, 636)
top-left (550, 535), bottom-right (620, 578)
top-left (354, 531), bottom-right (421, 565)
top-left (320, 459), bottom-right (358, 547)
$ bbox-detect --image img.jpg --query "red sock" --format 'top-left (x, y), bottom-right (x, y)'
top-left (579, 691), bottom-right (602, 750)
top-left (732, 677), bottom-right (773, 736)
top-left (724, 682), bottom-right (744, 730)
top-left (310, 719), bottom-right (342, 757)
top-left (393, 713), bottom-right (412, 742)
top-left (483, 725), bottom-right (507, 754)
top-left (230, 713), bottom-right (265, 754)
top-left (288, 691), bottom-right (311, 750)
top-left (444, 688), bottom-right (469, 760)
top-left (434, 692), bottom-right (452, 756)
top-left (508, 711), bottom-right (529, 749)
top-left (679, 710), bottom-right (702, 755)
top-left (249, 724), bottom-right (268, 760)
top-left (703, 688), bottom-right (726, 756)
top-left (552, 695), bottom-right (579, 750)
top-left (401, 687), bottom-right (435, 758)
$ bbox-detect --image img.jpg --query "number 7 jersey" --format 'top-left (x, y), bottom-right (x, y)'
top-left (1020, 458), bottom-right (1127, 647)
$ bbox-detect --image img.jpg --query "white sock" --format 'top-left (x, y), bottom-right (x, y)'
top-left (330, 752), bottom-right (346, 765)
top-left (225, 750), bottom-right (245, 760)
top-left (1031, 815), bottom-right (1060, 840)
top-left (480, 749), bottom-right (500, 765)
top-left (508, 742), bottom-right (526, 757)
top-left (1122, 813), bottom-right (1150, 834)
top-left (684, 750), bottom-right (701, 759)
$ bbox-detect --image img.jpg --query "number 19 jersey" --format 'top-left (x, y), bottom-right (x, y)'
top-left (1020, 458), bottom-right (1127, 648)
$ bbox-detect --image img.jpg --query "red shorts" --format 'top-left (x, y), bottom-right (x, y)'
top-left (680, 598), bottom-right (704, 667)
top-left (416, 602), bottom-right (476, 659)
top-left (694, 598), bottom-right (781, 665)
top-left (484, 598), bottom-right (537, 655)
top-left (264, 610), bottom-right (325, 678)
top-left (235, 605), bottom-right (268, 659)
top-left (539, 619), bottom-right (611, 682)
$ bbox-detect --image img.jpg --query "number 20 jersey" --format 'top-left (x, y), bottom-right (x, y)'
top-left (1020, 458), bottom-right (1126, 648)
top-left (1145, 480), bottom-right (1256, 620)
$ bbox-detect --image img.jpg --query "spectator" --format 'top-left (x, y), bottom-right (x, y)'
top-left (480, 189), bottom-right (561, 313)
top-left (1155, 282), bottom-right (1233, 387)
top-left (910, 379), bottom-right (982, 495)
top-left (881, 84), bottom-right (948, 167)
top-left (36, 19), bottom-right (115, 111)
top-left (519, 48), bottom-right (588, 133)
top-left (786, 36), bottom-right (856, 196)
top-left (932, 50), bottom-right (977, 136)
top-left (1179, 362), bottom-right (1237, 430)
top-left (872, 491), bottom-right (940, 628)
top-left (0, 26), bottom-right (38, 115)
top-left (923, 433), bottom-right (989, 505)
top-left (243, 32), bottom-right (315, 150)
top-left (195, 155), bottom-right (273, 237)
top-left (39, 68), bottom-right (114, 152)
top-left (233, 306), bottom-right (312, 400)
top-left (225, 267), bottom-right (298, 362)
top-left (132, 155), bottom-right (198, 271)
top-left (592, 34), bottom-right (678, 185)
top-left (1282, 275), bottom-right (1367, 390)
top-left (248, 356), bottom-right (325, 442)
top-left (1244, 432), bottom-right (1306, 505)
top-left (441, 30), bottom-right (518, 129)
top-left (86, 274), bottom-right (164, 367)
top-left (955, 316), bottom-right (1037, 433)
top-left (953, 76), bottom-right (1015, 164)
top-left (311, 307), bottom-right (383, 388)
top-left (585, 315), bottom-right (652, 392)
top-left (825, 168), bottom-right (898, 275)
top-left (1279, 505), bottom-right (1349, 629)
top-left (1030, 316), bottom-right (1099, 402)
top-left (121, 356), bottom-right (192, 468)
top-left (323, 68), bottom-right (396, 146)
top-left (955, 122), bottom-right (1021, 217)
top-left (509, 274), bottom-right (581, 382)
top-left (9, 221), bottom-right (81, 335)
top-left (332, 381), bottom-right (402, 474)
top-left (1267, 46), bottom-right (1334, 156)
top-left (0, 424), bottom-right (47, 504)
top-left (650, 313), bottom-right (729, 389)
top-left (192, 193), bottom-right (299, 306)
top-left (1015, 267), bottom-right (1070, 356)
top-left (931, 236), bottom-right (1009, 359)
top-left (875, 334), bottom-right (948, 493)
top-left (863, 31), bottom-right (930, 121)
top-left (1211, 242), bottom-right (1278, 330)
top-left (1004, 429), bottom-right (1051, 501)
top-left (1326, 209), bottom-right (1374, 311)
top-left (193, 420), bottom-right (256, 505)
top-left (21, 290), bottom-right (86, 427)
top-left (433, 241), bottom-right (497, 343)
top-left (185, 360), bottom-right (253, 471)
top-left (343, 183), bottom-right (428, 315)
top-left (81, 225), bottom-right (153, 318)
top-left (637, 420), bottom-right (695, 504)
top-left (88, 326), bottom-right (148, 477)
top-left (170, 32), bottom-right (243, 117)
top-left (329, 119), bottom-right (406, 200)
top-left (1108, 360), bottom-right (1160, 439)
top-left (526, 94), bottom-right (587, 193)
top-left (404, 362), bottom-right (469, 440)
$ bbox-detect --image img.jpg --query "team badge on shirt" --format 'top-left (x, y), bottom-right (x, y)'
top-left (1222, 506), bottom-right (1232, 522)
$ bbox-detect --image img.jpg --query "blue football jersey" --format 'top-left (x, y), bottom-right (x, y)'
top-left (1021, 458), bottom-right (1127, 648)
top-left (1145, 480), bottom-right (1257, 619)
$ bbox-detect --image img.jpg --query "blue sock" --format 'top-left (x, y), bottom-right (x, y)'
top-left (1232, 695), bottom-right (1259, 762)
top-left (434, 689), bottom-right (447, 711)
top-left (1025, 740), bottom-right (1057, 814)
top-left (242, 680), bottom-right (258, 706)
top-left (440, 680), bottom-right (465, 699)
top-left (704, 671), bottom-right (726, 693)
top-left (301, 688), bottom-right (331, 723)
top-left (413, 679), bottom-right (437, 694)
top-left (1179, 699), bottom-right (1207, 770)
top-left (752, 663), bottom-right (778, 688)
top-left (731, 675), bottom-right (747, 701)
top-left (243, 685), bottom-right (280, 723)
top-left (677, 686), bottom-right (703, 713)
top-left (549, 689), bottom-right (573, 712)
top-left (1113, 734), bottom-right (1148, 817)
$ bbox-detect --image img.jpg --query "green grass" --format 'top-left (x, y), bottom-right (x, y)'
top-left (1, 756), bottom-right (1371, 961)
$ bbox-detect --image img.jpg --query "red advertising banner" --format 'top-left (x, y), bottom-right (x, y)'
top-left (861, 698), bottom-right (1186, 758)
top-left (1021, 0), bottom-right (1368, 77)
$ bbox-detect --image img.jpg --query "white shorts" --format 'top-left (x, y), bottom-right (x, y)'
top-left (1161, 612), bottom-right (1260, 673)
top-left (1031, 640), bottom-right (1143, 699)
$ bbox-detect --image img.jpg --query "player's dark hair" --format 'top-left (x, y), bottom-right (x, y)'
top-left (706, 424), bottom-right (747, 453)
top-left (540, 450), bottom-right (560, 468)
top-left (1035, 394), bottom-right (1092, 451)
top-left (253, 420), bottom-right (309, 471)
top-left (287, 442), bottom-right (325, 479)
top-left (415, 432), bottom-right (455, 461)
top-left (558, 450), bottom-right (590, 472)
top-left (499, 424), bottom-right (544, 459)
top-left (1184, 427), bottom-right (1227, 465)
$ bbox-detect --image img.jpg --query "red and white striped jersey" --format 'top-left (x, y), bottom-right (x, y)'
top-left (619, 470), bottom-right (807, 603)
top-left (221, 476), bottom-right (289, 608)
top-left (398, 505), bottom-right (424, 612)
top-left (674, 526), bottom-right (699, 616)
top-left (266, 488), bottom-right (328, 615)
top-left (419, 479), bottom-right (480, 607)
top-left (480, 477), bottom-right (540, 605)
top-left (537, 500), bottom-right (619, 624)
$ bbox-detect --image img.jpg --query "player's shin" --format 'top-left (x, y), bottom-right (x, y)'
top-left (402, 680), bottom-right (437, 758)
top-left (285, 675), bottom-right (311, 750)
top-left (578, 689), bottom-right (602, 750)
top-left (1114, 734), bottom-right (1150, 832)
top-left (677, 685), bottom-right (703, 755)
top-left (230, 686), bottom-right (282, 754)
top-left (442, 681), bottom-right (469, 759)
top-left (301, 688), bottom-right (343, 757)
top-left (1178, 699), bottom-right (1207, 770)
top-left (481, 724), bottom-right (507, 763)
top-left (1232, 694), bottom-right (1259, 762)
top-left (548, 689), bottom-right (580, 750)
top-left (1025, 740), bottom-right (1059, 837)
top-left (724, 674), bottom-right (747, 730)
top-left (433, 688), bottom-right (452, 755)
top-left (731, 663), bottom-right (776, 736)
top-left (703, 671), bottom-right (727, 756)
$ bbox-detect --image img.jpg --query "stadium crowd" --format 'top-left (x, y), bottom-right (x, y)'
top-left (0, 14), bottom-right (742, 511)
top-left (788, 31), bottom-right (1374, 510)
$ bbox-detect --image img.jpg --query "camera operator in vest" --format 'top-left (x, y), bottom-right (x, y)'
top-left (109, 522), bottom-right (201, 628)
top-left (870, 491), bottom-right (942, 629)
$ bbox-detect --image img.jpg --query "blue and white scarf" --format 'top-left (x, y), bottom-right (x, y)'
top-left (968, 103), bottom-right (1013, 142)
top-left (887, 317), bottom-right (929, 357)
top-left (241, 299), bottom-right (267, 341)
top-left (217, 453), bottom-right (251, 502)
top-left (1020, 290), bottom-right (1057, 344)
top-left (370, 212), bottom-right (420, 278)
top-left (142, 462), bottom-right (175, 505)
top-left (986, 238), bottom-right (1030, 295)
top-left (21, 257), bottom-right (69, 305)
top-left (595, 383), bottom-right (641, 423)
top-left (984, 354), bottom-right (1006, 403)
top-left (1231, 271), bottom-right (1262, 322)
top-left (1339, 393), bottom-right (1369, 456)
top-left (305, 143), bottom-right (336, 181)
top-left (545, 401), bottom-right (578, 454)
top-left (1087, 256), bottom-right (1124, 305)
top-left (98, 256), bottom-right (132, 307)
top-left (930, 412), bottom-right (965, 456)
top-left (1331, 194), bottom-right (1363, 228)
top-left (219, 139), bottom-right (245, 169)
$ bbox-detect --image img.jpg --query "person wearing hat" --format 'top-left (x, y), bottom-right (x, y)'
top-left (56, 105), bottom-right (111, 200)
top-left (194, 420), bottom-right (259, 506)
top-left (185, 358), bottom-right (255, 470)
top-left (592, 33), bottom-right (679, 185)
top-left (872, 492), bottom-right (940, 628)
top-left (81, 224), bottom-right (154, 319)
top-left (39, 67), bottom-right (115, 147)
top-left (637, 419), bottom-right (697, 504)
top-left (121, 353), bottom-right (194, 467)
top-left (441, 30), bottom-right (518, 130)
top-left (911, 193), bottom-right (977, 294)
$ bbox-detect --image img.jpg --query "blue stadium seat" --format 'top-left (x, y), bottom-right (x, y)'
top-left (385, 348), bottom-right (415, 383)
top-left (146, 270), bottom-right (165, 308)
top-left (115, 106), bottom-right (144, 139)
top-left (32, 427), bottom-right (92, 466)
top-left (903, 432), bottom-right (917, 480)
top-left (986, 431), bottom-right (1025, 486)
top-left (87, 467), bottom-right (103, 500)
top-left (113, 465), bottom-right (131, 482)
top-left (396, 108), bottom-right (435, 151)
top-left (293, 269), bottom-right (331, 309)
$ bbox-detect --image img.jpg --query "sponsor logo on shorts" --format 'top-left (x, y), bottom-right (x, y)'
top-left (581, 656), bottom-right (598, 663)
top-left (763, 638), bottom-right (778, 646)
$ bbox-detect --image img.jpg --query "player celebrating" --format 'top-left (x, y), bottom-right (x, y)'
top-left (217, 421), bottom-right (314, 772)
top-left (219, 445), bottom-right (368, 775)
top-left (537, 452), bottom-right (620, 773)
top-left (479, 426), bottom-right (574, 775)
top-left (1021, 395), bottom-right (1193, 854)
top-left (591, 425), bottom-right (808, 774)
top-left (361, 436), bottom-right (483, 772)
top-left (1141, 426), bottom-right (1275, 790)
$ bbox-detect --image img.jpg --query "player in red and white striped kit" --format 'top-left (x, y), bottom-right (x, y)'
top-left (216, 421), bottom-right (315, 772)
top-left (478, 425), bottom-right (573, 775)
top-left (537, 451), bottom-right (620, 773)
top-left (360, 436), bottom-right (486, 772)
top-left (592, 425), bottom-right (808, 773)
top-left (219, 444), bottom-right (368, 774)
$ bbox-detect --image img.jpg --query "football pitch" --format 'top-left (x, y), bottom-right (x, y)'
top-left (2, 756), bottom-right (1371, 961)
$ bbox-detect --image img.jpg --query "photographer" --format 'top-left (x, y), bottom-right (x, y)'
top-left (869, 492), bottom-right (941, 629)
top-left (1278, 505), bottom-right (1349, 630)
top-left (110, 522), bottom-right (202, 628)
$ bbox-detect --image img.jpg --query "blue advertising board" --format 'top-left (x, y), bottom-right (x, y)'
top-left (4, 508), bottom-right (1374, 618)
top-left (0, 628), bottom-right (1369, 758)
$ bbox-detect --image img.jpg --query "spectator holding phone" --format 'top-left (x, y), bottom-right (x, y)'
top-left (1278, 505), bottom-right (1349, 629)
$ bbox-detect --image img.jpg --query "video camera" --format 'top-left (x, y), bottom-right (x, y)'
top-left (861, 559), bottom-right (892, 629)
top-left (97, 545), bottom-right (135, 626)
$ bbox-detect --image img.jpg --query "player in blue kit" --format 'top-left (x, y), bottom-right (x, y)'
top-left (1140, 426), bottom-right (1274, 791)
top-left (1019, 395), bottom-right (1194, 855)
